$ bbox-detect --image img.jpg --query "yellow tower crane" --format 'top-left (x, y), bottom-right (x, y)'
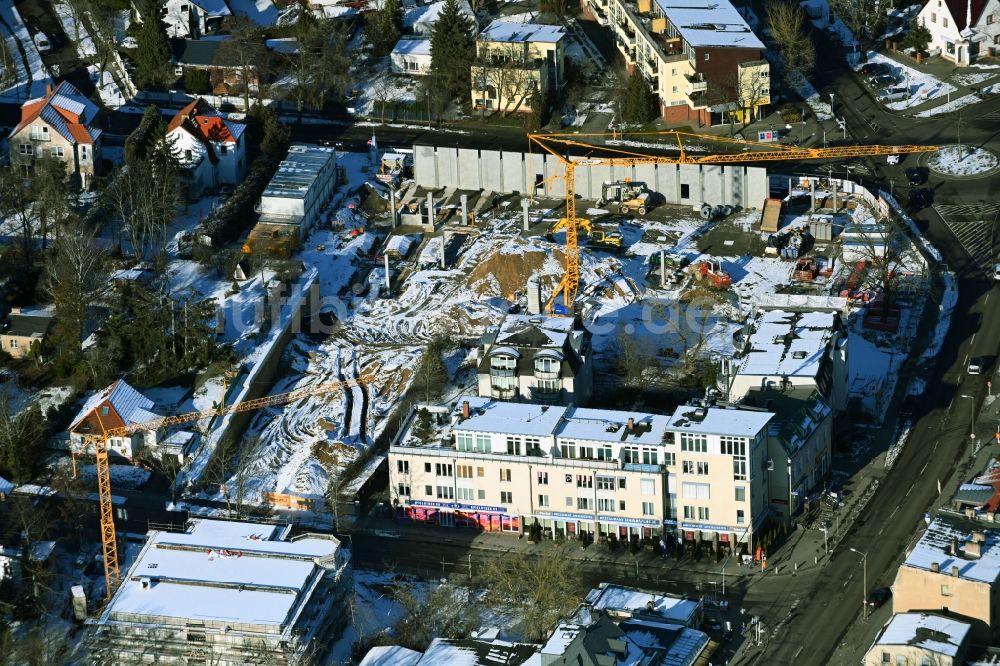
top-left (527, 131), bottom-right (938, 313)
top-left (83, 374), bottom-right (375, 600)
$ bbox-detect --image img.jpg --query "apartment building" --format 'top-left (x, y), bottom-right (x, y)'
top-left (88, 519), bottom-right (350, 665)
top-left (476, 314), bottom-right (593, 406)
top-left (584, 0), bottom-right (769, 126)
top-left (893, 515), bottom-right (1000, 644)
top-left (389, 397), bottom-right (774, 555)
top-left (724, 306), bottom-right (849, 412)
top-left (471, 22), bottom-right (565, 114)
top-left (863, 612), bottom-right (972, 666)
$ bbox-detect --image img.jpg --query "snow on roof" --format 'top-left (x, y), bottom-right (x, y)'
top-left (541, 623), bottom-right (583, 655)
top-left (266, 37), bottom-right (297, 54)
top-left (392, 37), bottom-right (433, 57)
top-left (904, 516), bottom-right (1000, 584)
top-left (736, 309), bottom-right (837, 379)
top-left (667, 405), bottom-right (773, 438)
top-left (100, 519), bottom-right (340, 629)
top-left (0, 475), bottom-right (13, 495)
top-left (419, 637), bottom-right (537, 665)
top-left (385, 234), bottom-right (417, 256)
top-left (69, 380), bottom-right (160, 434)
top-left (456, 398), bottom-right (564, 438)
top-left (561, 408), bottom-right (671, 446)
top-left (28, 541), bottom-right (56, 562)
top-left (480, 20), bottom-right (565, 43)
top-left (493, 314), bottom-right (575, 348)
top-left (585, 585), bottom-right (700, 626)
top-left (262, 144), bottom-right (337, 200)
top-left (875, 612), bottom-right (971, 657)
top-left (404, 0), bottom-right (474, 29)
top-left (359, 645), bottom-right (422, 666)
top-left (191, 0), bottom-right (232, 16)
top-left (654, 0), bottom-right (764, 48)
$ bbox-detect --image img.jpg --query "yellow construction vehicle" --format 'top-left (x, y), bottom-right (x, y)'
top-left (527, 130), bottom-right (939, 314)
top-left (589, 229), bottom-right (624, 252)
top-left (80, 375), bottom-right (374, 601)
top-left (597, 180), bottom-right (653, 216)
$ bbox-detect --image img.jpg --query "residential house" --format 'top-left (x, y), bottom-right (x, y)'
top-left (917, 0), bottom-right (1000, 66)
top-left (476, 313), bottom-right (592, 406)
top-left (584, 583), bottom-right (703, 627)
top-left (471, 22), bottom-right (565, 114)
top-left (0, 475), bottom-right (12, 500)
top-left (0, 307), bottom-right (53, 360)
top-left (539, 613), bottom-right (711, 665)
top-left (171, 39), bottom-right (258, 99)
top-left (87, 519), bottom-right (351, 665)
top-left (863, 612), bottom-right (972, 666)
top-left (391, 38), bottom-right (433, 76)
top-left (166, 98), bottom-right (247, 196)
top-left (389, 396), bottom-right (773, 557)
top-left (8, 81), bottom-right (102, 188)
top-left (723, 306), bottom-right (849, 412)
top-left (362, 636), bottom-right (536, 665)
top-left (893, 515), bottom-right (1000, 644)
top-left (403, 0), bottom-right (476, 36)
top-left (583, 0), bottom-right (769, 126)
top-left (744, 387), bottom-right (833, 521)
top-left (162, 0), bottom-right (231, 38)
top-left (68, 380), bottom-right (161, 461)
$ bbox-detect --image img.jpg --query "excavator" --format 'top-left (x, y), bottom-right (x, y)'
top-left (547, 217), bottom-right (623, 252)
top-left (596, 180), bottom-right (654, 216)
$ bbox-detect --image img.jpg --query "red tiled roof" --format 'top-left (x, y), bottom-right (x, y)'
top-left (943, 0), bottom-right (989, 30)
top-left (19, 100), bottom-right (44, 124)
top-left (67, 123), bottom-right (93, 145)
top-left (194, 115), bottom-right (235, 142)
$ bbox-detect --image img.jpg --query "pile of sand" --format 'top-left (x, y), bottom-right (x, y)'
top-left (466, 238), bottom-right (565, 297)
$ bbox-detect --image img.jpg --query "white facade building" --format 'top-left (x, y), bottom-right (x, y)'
top-left (257, 144), bottom-right (338, 238)
top-left (68, 380), bottom-right (161, 461)
top-left (403, 0), bottom-right (476, 36)
top-left (166, 98), bottom-right (247, 195)
top-left (391, 38), bottom-right (433, 75)
top-left (162, 0), bottom-right (231, 39)
top-left (917, 0), bottom-right (1000, 65)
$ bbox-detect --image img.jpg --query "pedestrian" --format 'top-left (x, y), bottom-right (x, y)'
top-left (659, 538), bottom-right (667, 558)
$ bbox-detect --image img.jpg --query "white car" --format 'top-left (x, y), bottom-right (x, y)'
top-left (886, 154), bottom-right (900, 165)
top-left (968, 357), bottom-right (984, 375)
top-left (993, 263), bottom-right (1000, 281)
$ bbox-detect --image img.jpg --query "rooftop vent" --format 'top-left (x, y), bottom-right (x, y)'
top-left (931, 562), bottom-right (940, 573)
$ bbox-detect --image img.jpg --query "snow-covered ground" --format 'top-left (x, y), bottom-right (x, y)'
top-left (914, 93), bottom-right (981, 116)
top-left (0, 2), bottom-right (50, 101)
top-left (853, 51), bottom-right (956, 111)
top-left (54, 2), bottom-right (96, 58)
top-left (350, 57), bottom-right (419, 118)
top-left (929, 145), bottom-right (998, 176)
top-left (785, 71), bottom-right (833, 120)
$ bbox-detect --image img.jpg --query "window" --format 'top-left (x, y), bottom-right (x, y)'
top-left (478, 489), bottom-right (486, 499)
top-left (220, 145), bottom-right (228, 155)
top-left (506, 436), bottom-right (522, 455)
top-left (722, 436), bottom-right (748, 480)
top-left (664, 452), bottom-right (675, 466)
top-left (621, 446), bottom-right (639, 463)
top-left (18, 144), bottom-right (32, 155)
top-left (424, 463), bottom-right (431, 473)
top-left (989, 13), bottom-right (997, 24)
top-left (943, 17), bottom-right (948, 26)
top-left (642, 502), bottom-right (655, 515)
top-left (940, 583), bottom-right (951, 596)
top-left (671, 67), bottom-right (677, 75)
top-left (477, 466), bottom-right (484, 477)
top-left (697, 462), bottom-right (709, 475)
top-left (895, 658), bottom-right (906, 666)
top-left (697, 506), bottom-right (710, 520)
top-left (397, 460), bottom-right (409, 473)
top-left (184, 149), bottom-right (192, 160)
top-left (457, 487), bottom-right (474, 500)
top-left (525, 436), bottom-right (541, 451)
top-left (931, 12), bottom-right (936, 21)
top-left (500, 468), bottom-right (512, 482)
top-left (619, 500), bottom-right (626, 510)
top-left (596, 476), bottom-right (615, 490)
top-left (425, 485), bottom-right (433, 496)
top-left (618, 478), bottom-right (626, 490)
top-left (597, 498), bottom-right (615, 512)
top-left (680, 433), bottom-right (707, 452)
top-left (435, 463), bottom-right (453, 477)
top-left (457, 465), bottom-right (473, 478)
top-left (30, 125), bottom-right (49, 141)
top-left (81, 145), bottom-right (88, 159)
top-left (641, 478), bottom-right (655, 496)
top-left (577, 497), bottom-right (592, 510)
top-left (597, 444), bottom-right (613, 460)
top-left (8, 339), bottom-right (16, 349)
top-left (672, 85), bottom-right (678, 93)
top-left (475, 434), bottom-right (492, 453)
top-left (668, 494), bottom-right (677, 519)
top-left (579, 445), bottom-right (594, 459)
top-left (683, 460), bottom-right (694, 474)
top-left (560, 443), bottom-right (576, 459)
top-left (436, 486), bottom-right (454, 499)
top-left (50, 146), bottom-right (64, 158)
top-left (881, 652), bottom-right (890, 664)
top-left (642, 449), bottom-right (658, 465)
top-left (500, 491), bottom-right (512, 504)
top-left (537, 471), bottom-right (549, 485)
top-left (456, 432), bottom-right (472, 451)
top-left (397, 483), bottom-right (410, 496)
top-left (737, 509), bottom-right (745, 524)
top-left (576, 475), bottom-right (593, 488)
top-left (735, 487), bottom-right (746, 502)
top-left (683, 505), bottom-right (694, 519)
top-left (681, 482), bottom-right (710, 499)
top-left (538, 494), bottom-right (549, 507)
top-left (566, 496), bottom-right (573, 507)
top-left (704, 53), bottom-right (710, 61)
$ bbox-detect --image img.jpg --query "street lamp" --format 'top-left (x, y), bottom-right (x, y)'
top-left (961, 394), bottom-right (976, 442)
top-left (849, 547), bottom-right (868, 618)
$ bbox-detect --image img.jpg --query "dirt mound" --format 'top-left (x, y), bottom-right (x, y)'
top-left (467, 239), bottom-right (564, 297)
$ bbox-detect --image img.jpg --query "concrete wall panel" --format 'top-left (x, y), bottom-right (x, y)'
top-left (634, 164), bottom-right (657, 194)
top-left (677, 164), bottom-right (701, 205)
top-left (746, 167), bottom-right (767, 208)
top-left (415, 145), bottom-right (438, 188)
top-left (458, 149), bottom-right (482, 190)
top-left (481, 150), bottom-right (503, 192)
top-left (436, 147), bottom-right (459, 190)
top-left (702, 165), bottom-right (724, 205)
top-left (501, 151), bottom-right (525, 194)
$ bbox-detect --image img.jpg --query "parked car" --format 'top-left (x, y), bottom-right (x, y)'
top-left (906, 167), bottom-right (928, 186)
top-left (869, 74), bottom-right (900, 89)
top-left (994, 263), bottom-right (1000, 281)
top-left (909, 187), bottom-right (933, 210)
top-left (968, 357), bottom-right (985, 375)
top-left (860, 62), bottom-right (892, 77)
top-left (878, 87), bottom-right (910, 104)
top-left (866, 587), bottom-right (892, 608)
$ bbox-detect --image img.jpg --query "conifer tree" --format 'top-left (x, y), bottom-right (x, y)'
top-left (430, 0), bottom-right (476, 99)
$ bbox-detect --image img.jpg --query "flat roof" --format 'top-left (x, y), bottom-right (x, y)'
top-left (456, 398), bottom-right (564, 438)
top-left (585, 585), bottom-right (700, 625)
top-left (262, 144), bottom-right (336, 201)
top-left (875, 612), bottom-right (971, 657)
top-left (100, 519), bottom-right (340, 629)
top-left (667, 405), bottom-right (773, 438)
top-left (481, 20), bottom-right (565, 43)
top-left (655, 0), bottom-right (764, 48)
top-left (737, 309), bottom-right (837, 379)
top-left (904, 515), bottom-right (1000, 584)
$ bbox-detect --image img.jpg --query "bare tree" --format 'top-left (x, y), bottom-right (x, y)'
top-left (477, 43), bottom-right (537, 116)
top-left (392, 580), bottom-right (480, 650)
top-left (830, 0), bottom-right (891, 45)
top-left (479, 552), bottom-right (583, 640)
top-left (220, 17), bottom-right (268, 110)
top-left (45, 223), bottom-right (106, 352)
top-left (0, 166), bottom-right (37, 272)
top-left (765, 1), bottom-right (816, 76)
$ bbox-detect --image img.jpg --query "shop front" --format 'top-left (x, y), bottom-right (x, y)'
top-left (402, 500), bottom-right (516, 532)
top-left (534, 511), bottom-right (661, 541)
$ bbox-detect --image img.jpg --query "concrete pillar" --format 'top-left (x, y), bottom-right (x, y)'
top-left (659, 250), bottom-right (666, 288)
top-left (439, 231), bottom-right (446, 269)
top-left (460, 194), bottom-right (468, 226)
top-left (522, 198), bottom-right (530, 231)
top-left (427, 193), bottom-right (435, 230)
top-left (527, 278), bottom-right (542, 314)
top-left (384, 254), bottom-right (390, 293)
top-left (787, 177), bottom-right (792, 197)
top-left (832, 180), bottom-right (838, 213)
top-left (810, 180), bottom-right (816, 213)
top-left (389, 187), bottom-right (398, 228)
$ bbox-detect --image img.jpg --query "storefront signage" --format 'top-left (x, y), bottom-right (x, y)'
top-left (410, 500), bottom-right (507, 513)
top-left (680, 521), bottom-right (742, 533)
top-left (537, 510), bottom-right (659, 526)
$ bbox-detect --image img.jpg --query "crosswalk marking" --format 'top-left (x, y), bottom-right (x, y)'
top-left (934, 205), bottom-right (997, 272)
top-left (974, 109), bottom-right (1000, 122)
top-left (933, 203), bottom-right (1000, 218)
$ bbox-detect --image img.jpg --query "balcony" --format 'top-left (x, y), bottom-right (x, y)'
top-left (534, 368), bottom-right (561, 380)
top-left (491, 386), bottom-right (518, 400)
top-left (490, 366), bottom-right (517, 378)
top-left (684, 72), bottom-right (707, 95)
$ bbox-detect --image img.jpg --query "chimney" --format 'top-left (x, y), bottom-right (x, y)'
top-left (952, 565), bottom-right (960, 577)
top-left (627, 417), bottom-right (635, 430)
top-left (46, 83), bottom-right (53, 96)
top-left (973, 531), bottom-right (986, 543)
top-left (965, 540), bottom-right (982, 558)
top-left (950, 538), bottom-right (959, 556)
top-left (461, 401), bottom-right (470, 420)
